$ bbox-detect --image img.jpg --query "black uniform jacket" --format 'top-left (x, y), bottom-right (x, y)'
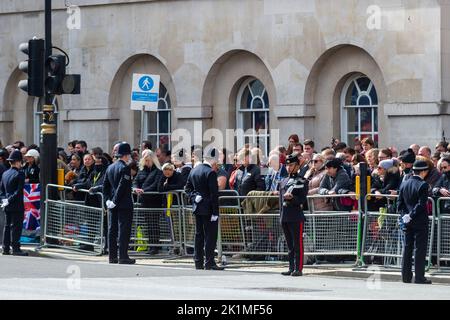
top-left (103, 160), bottom-right (133, 210)
top-left (279, 172), bottom-right (308, 223)
top-left (397, 175), bottom-right (429, 227)
top-left (0, 167), bottom-right (25, 212)
top-left (185, 163), bottom-right (219, 216)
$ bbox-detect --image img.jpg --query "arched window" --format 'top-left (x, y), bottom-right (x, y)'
top-left (236, 78), bottom-right (270, 155)
top-left (341, 75), bottom-right (379, 145)
top-left (144, 83), bottom-right (171, 149)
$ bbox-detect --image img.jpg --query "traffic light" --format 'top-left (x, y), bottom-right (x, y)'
top-left (45, 54), bottom-right (66, 95)
top-left (45, 54), bottom-right (81, 95)
top-left (18, 38), bottom-right (45, 96)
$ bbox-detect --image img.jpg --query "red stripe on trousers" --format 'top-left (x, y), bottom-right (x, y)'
top-left (299, 222), bottom-right (304, 271)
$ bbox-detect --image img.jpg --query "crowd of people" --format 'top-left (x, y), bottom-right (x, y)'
top-left (2, 135), bottom-right (450, 258)
top-left (2, 135), bottom-right (450, 215)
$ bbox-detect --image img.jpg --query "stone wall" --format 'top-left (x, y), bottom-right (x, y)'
top-left (0, 0), bottom-right (447, 152)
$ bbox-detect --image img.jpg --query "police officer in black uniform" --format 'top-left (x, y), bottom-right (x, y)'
top-left (103, 143), bottom-right (135, 264)
top-left (279, 154), bottom-right (308, 276)
top-left (397, 160), bottom-right (432, 284)
top-left (185, 148), bottom-right (224, 270)
top-left (0, 150), bottom-right (28, 256)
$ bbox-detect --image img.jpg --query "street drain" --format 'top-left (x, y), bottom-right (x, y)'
top-left (242, 287), bottom-right (330, 293)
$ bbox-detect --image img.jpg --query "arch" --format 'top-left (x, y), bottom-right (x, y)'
top-left (108, 53), bottom-right (176, 149)
top-left (1, 67), bottom-right (36, 145)
top-left (200, 50), bottom-right (276, 151)
top-left (303, 44), bottom-right (388, 148)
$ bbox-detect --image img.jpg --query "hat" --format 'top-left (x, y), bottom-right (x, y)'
top-left (116, 142), bottom-right (131, 157)
top-left (204, 148), bottom-right (219, 160)
top-left (378, 159), bottom-right (395, 170)
top-left (24, 149), bottom-right (40, 158)
top-left (285, 154), bottom-right (299, 165)
top-left (413, 160), bottom-right (429, 171)
top-left (7, 149), bottom-right (22, 162)
top-left (399, 148), bottom-right (416, 164)
top-left (325, 158), bottom-right (342, 169)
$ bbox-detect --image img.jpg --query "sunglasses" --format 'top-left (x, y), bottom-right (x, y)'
top-left (313, 160), bottom-right (322, 163)
top-left (442, 166), bottom-right (449, 170)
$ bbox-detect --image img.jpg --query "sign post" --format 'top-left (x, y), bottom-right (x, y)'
top-left (130, 73), bottom-right (160, 143)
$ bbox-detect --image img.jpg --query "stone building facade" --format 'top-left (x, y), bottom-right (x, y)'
top-left (0, 0), bottom-right (449, 153)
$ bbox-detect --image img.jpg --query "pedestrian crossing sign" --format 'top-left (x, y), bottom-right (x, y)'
top-left (130, 73), bottom-right (160, 111)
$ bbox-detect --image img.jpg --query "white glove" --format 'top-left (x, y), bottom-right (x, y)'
top-left (195, 195), bottom-right (203, 203)
top-left (106, 200), bottom-right (116, 209)
top-left (402, 214), bottom-right (412, 224)
top-left (211, 215), bottom-right (219, 222)
top-left (1, 199), bottom-right (8, 209)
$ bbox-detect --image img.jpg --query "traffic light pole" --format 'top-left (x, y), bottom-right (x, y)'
top-left (40, 0), bottom-right (57, 245)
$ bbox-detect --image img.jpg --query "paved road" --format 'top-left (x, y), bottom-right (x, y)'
top-left (0, 255), bottom-right (448, 300)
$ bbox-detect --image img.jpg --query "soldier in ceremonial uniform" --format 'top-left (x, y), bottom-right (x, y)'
top-left (185, 148), bottom-right (224, 270)
top-left (397, 160), bottom-right (432, 284)
top-left (1, 150), bottom-right (28, 256)
top-left (103, 142), bottom-right (135, 264)
top-left (279, 154), bottom-right (308, 276)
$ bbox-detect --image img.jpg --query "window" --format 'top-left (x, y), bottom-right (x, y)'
top-left (144, 83), bottom-right (171, 149)
top-left (341, 75), bottom-right (379, 145)
top-left (236, 78), bottom-right (270, 155)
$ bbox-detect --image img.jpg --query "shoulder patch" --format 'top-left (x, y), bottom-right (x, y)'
top-left (124, 174), bottom-right (131, 180)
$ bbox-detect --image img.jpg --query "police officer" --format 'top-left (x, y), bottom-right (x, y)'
top-left (103, 142), bottom-right (135, 264)
top-left (185, 148), bottom-right (224, 270)
top-left (279, 154), bottom-right (308, 276)
top-left (397, 160), bottom-right (431, 284)
top-left (0, 150), bottom-right (28, 256)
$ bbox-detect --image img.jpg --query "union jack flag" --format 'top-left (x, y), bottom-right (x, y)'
top-left (23, 183), bottom-right (41, 232)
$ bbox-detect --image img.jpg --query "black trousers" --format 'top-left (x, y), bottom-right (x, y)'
top-left (103, 212), bottom-right (108, 252)
top-left (108, 208), bottom-right (133, 260)
top-left (402, 222), bottom-right (429, 282)
top-left (194, 215), bottom-right (218, 268)
top-left (282, 221), bottom-right (304, 272)
top-left (2, 210), bottom-right (23, 252)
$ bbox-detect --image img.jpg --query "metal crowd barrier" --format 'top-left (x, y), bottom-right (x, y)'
top-left (437, 197), bottom-right (450, 269)
top-left (215, 194), bottom-right (360, 263)
top-left (305, 194), bottom-right (359, 259)
top-left (38, 184), bottom-right (450, 272)
top-left (130, 191), bottom-right (184, 255)
top-left (361, 194), bottom-right (436, 270)
top-left (41, 184), bottom-right (105, 255)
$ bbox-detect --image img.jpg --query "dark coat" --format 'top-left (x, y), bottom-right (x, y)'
top-left (72, 165), bottom-right (93, 201)
top-left (0, 167), bottom-right (25, 212)
top-left (319, 168), bottom-right (352, 195)
top-left (235, 164), bottom-right (265, 196)
top-left (425, 168), bottom-right (441, 193)
top-left (133, 165), bottom-right (163, 208)
top-left (158, 171), bottom-right (185, 206)
top-left (23, 163), bottom-right (40, 184)
top-left (279, 173), bottom-right (308, 223)
top-left (371, 170), bottom-right (401, 195)
top-left (185, 163), bottom-right (219, 216)
top-left (397, 175), bottom-right (429, 228)
top-left (178, 165), bottom-right (192, 186)
top-left (158, 171), bottom-right (185, 193)
top-left (0, 163), bottom-right (7, 182)
top-left (74, 166), bottom-right (107, 208)
top-left (432, 172), bottom-right (450, 213)
top-left (103, 160), bottom-right (133, 210)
